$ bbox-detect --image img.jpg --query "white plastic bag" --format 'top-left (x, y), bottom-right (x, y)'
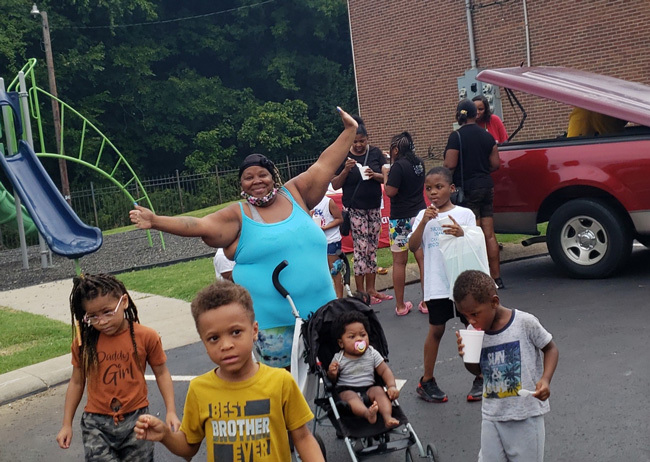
top-left (439, 226), bottom-right (490, 298)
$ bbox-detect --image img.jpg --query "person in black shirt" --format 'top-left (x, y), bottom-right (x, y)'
top-left (383, 131), bottom-right (426, 316)
top-left (444, 99), bottom-right (503, 289)
top-left (332, 116), bottom-right (393, 304)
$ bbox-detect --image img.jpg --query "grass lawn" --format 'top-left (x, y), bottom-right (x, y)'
top-left (0, 307), bottom-right (72, 374)
top-left (1, 218), bottom-right (547, 374)
top-left (116, 258), bottom-right (216, 302)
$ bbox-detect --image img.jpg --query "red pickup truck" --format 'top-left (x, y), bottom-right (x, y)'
top-left (477, 67), bottom-right (650, 278)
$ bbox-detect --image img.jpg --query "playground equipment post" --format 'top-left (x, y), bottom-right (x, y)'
top-left (31, 3), bottom-right (71, 205)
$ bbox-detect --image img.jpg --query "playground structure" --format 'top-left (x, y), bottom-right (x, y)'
top-left (0, 59), bottom-right (163, 272)
top-left (0, 181), bottom-right (37, 237)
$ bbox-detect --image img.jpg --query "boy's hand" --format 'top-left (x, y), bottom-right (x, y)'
top-left (166, 412), bottom-right (182, 432)
top-left (534, 378), bottom-right (551, 401)
top-left (442, 215), bottom-right (464, 236)
top-left (455, 331), bottom-right (465, 358)
top-left (134, 414), bottom-right (167, 442)
top-left (56, 424), bottom-right (73, 449)
top-left (422, 205), bottom-right (438, 222)
top-left (386, 386), bottom-right (400, 400)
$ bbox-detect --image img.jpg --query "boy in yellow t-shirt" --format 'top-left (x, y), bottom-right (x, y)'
top-left (134, 281), bottom-right (324, 462)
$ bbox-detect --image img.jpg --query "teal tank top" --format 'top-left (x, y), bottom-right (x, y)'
top-left (233, 188), bottom-right (336, 330)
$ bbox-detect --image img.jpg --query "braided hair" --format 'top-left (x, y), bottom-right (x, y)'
top-left (69, 273), bottom-right (142, 376)
top-left (389, 131), bottom-right (424, 176)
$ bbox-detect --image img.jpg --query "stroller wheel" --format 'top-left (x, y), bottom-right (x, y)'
top-left (314, 433), bottom-right (327, 460)
top-left (405, 447), bottom-right (414, 461)
top-left (426, 443), bottom-right (440, 461)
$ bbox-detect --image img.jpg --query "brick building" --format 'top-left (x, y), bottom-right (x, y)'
top-left (347, 0), bottom-right (650, 157)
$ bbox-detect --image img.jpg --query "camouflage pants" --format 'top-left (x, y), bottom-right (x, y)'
top-left (81, 407), bottom-right (153, 461)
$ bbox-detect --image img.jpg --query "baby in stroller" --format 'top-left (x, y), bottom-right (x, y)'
top-left (302, 297), bottom-right (439, 461)
top-left (327, 311), bottom-right (400, 428)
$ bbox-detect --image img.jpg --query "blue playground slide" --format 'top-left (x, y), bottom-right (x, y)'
top-left (0, 89), bottom-right (101, 259)
top-left (0, 140), bottom-right (102, 258)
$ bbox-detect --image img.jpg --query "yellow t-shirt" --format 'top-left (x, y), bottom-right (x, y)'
top-left (567, 107), bottom-right (627, 137)
top-left (179, 363), bottom-right (313, 462)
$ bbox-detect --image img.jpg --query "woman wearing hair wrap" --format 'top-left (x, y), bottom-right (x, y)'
top-left (130, 108), bottom-right (358, 368)
top-left (443, 99), bottom-right (503, 288)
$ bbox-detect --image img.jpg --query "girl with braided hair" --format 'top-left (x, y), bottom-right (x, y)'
top-left (56, 273), bottom-right (180, 460)
top-left (383, 131), bottom-right (427, 316)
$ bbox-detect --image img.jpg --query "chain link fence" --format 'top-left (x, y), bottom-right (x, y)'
top-left (0, 155), bottom-right (319, 250)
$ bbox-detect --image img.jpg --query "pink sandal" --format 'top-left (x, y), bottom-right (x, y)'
top-left (418, 301), bottom-right (429, 314)
top-left (372, 292), bottom-right (394, 301)
top-left (395, 301), bottom-right (413, 316)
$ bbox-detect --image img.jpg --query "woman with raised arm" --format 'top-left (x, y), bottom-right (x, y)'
top-left (130, 108), bottom-right (358, 368)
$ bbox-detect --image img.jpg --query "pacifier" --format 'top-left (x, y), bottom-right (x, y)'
top-left (354, 340), bottom-right (367, 353)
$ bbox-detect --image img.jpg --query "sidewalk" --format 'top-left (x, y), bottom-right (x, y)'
top-left (0, 241), bottom-right (547, 405)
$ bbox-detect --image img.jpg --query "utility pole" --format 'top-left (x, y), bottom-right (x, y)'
top-left (31, 3), bottom-right (71, 204)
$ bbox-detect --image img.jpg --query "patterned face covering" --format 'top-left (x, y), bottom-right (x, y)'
top-left (241, 187), bottom-right (278, 207)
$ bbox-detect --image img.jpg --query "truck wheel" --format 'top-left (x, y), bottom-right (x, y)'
top-left (547, 199), bottom-right (631, 278)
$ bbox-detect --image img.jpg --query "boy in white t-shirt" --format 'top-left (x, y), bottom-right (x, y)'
top-left (408, 167), bottom-right (483, 403)
top-left (311, 195), bottom-right (344, 298)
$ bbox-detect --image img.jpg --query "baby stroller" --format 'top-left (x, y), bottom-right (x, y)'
top-left (301, 297), bottom-right (439, 461)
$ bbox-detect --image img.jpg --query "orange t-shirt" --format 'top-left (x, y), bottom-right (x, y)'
top-left (71, 323), bottom-right (167, 416)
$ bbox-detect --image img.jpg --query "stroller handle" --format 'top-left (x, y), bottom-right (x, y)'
top-left (272, 260), bottom-right (290, 298)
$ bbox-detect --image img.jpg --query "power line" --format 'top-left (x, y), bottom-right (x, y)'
top-left (64, 0), bottom-right (276, 30)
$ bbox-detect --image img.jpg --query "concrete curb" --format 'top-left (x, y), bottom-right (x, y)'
top-left (0, 242), bottom-right (547, 405)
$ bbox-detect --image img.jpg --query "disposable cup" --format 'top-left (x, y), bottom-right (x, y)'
top-left (459, 329), bottom-right (484, 364)
top-left (357, 163), bottom-right (371, 180)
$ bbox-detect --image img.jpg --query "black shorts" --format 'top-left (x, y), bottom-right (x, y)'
top-left (425, 298), bottom-right (468, 326)
top-left (461, 187), bottom-right (494, 219)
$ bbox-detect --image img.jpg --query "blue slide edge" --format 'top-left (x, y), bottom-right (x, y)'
top-left (0, 140), bottom-right (102, 259)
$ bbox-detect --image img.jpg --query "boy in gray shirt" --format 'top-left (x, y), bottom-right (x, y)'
top-left (454, 270), bottom-right (559, 462)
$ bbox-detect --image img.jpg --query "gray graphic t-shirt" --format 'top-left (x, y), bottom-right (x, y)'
top-left (480, 309), bottom-right (553, 421)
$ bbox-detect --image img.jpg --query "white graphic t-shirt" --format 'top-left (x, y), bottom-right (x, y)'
top-left (410, 205), bottom-right (476, 300)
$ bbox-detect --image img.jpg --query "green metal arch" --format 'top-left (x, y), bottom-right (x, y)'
top-left (7, 59), bottom-right (164, 248)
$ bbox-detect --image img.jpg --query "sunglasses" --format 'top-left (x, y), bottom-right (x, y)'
top-left (83, 295), bottom-right (125, 326)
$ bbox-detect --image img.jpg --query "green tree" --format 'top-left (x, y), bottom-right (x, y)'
top-left (1, 0), bottom-right (356, 183)
top-left (238, 99), bottom-right (314, 161)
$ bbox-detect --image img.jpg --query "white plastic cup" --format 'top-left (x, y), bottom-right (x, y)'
top-left (357, 163), bottom-right (371, 180)
top-left (459, 329), bottom-right (484, 364)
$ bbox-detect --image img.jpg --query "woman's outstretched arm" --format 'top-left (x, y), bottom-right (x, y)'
top-left (289, 107), bottom-right (358, 210)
